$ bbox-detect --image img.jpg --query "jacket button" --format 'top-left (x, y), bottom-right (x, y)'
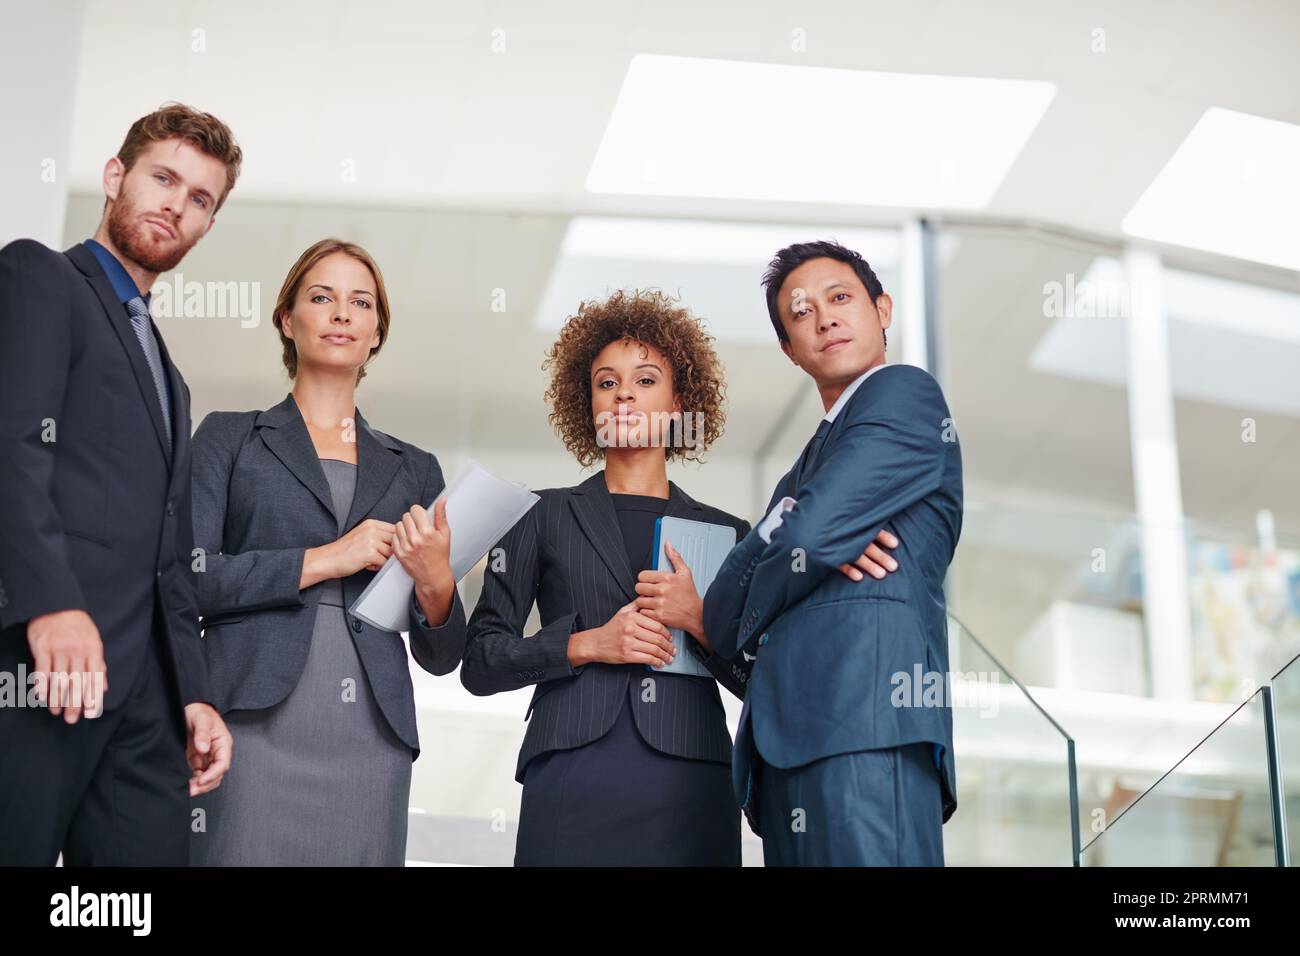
top-left (352, 619), bottom-right (363, 633)
top-left (758, 633), bottom-right (768, 646)
top-left (166, 500), bottom-right (176, 516)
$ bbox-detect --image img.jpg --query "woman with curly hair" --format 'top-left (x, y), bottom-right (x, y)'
top-left (460, 289), bottom-right (761, 865)
top-left (463, 287), bottom-right (902, 865)
top-left (462, 287), bottom-right (900, 865)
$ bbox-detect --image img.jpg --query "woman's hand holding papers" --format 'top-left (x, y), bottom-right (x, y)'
top-left (395, 499), bottom-right (456, 628)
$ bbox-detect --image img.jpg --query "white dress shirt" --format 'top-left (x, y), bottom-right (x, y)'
top-left (757, 362), bottom-right (892, 543)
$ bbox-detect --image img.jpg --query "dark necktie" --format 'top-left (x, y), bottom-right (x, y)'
top-left (793, 417), bottom-right (833, 488)
top-left (126, 295), bottom-right (173, 452)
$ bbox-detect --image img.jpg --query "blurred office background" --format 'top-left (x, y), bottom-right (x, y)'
top-left (5, 0), bottom-right (1299, 865)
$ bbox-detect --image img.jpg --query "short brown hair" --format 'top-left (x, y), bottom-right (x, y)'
top-left (543, 290), bottom-right (727, 467)
top-left (272, 239), bottom-right (392, 383)
top-left (116, 102), bottom-right (243, 211)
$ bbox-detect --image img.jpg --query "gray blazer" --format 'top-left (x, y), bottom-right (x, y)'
top-left (190, 392), bottom-right (467, 756)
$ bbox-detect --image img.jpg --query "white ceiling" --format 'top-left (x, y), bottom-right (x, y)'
top-left (47, 0), bottom-right (1300, 544)
top-left (65, 0), bottom-right (1300, 230)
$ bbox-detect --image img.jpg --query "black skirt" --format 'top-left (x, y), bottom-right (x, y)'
top-left (514, 691), bottom-right (741, 866)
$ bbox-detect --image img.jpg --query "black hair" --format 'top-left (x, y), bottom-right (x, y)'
top-left (761, 239), bottom-right (886, 346)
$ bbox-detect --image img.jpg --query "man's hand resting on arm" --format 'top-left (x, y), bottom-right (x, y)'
top-left (636, 529), bottom-right (901, 653)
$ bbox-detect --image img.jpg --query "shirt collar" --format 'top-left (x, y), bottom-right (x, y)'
top-left (84, 239), bottom-right (148, 305)
top-left (823, 361), bottom-right (889, 422)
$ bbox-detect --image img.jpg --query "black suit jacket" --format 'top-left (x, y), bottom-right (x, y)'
top-left (462, 470), bottom-right (753, 782)
top-left (189, 393), bottom-right (468, 756)
top-left (0, 240), bottom-right (208, 712)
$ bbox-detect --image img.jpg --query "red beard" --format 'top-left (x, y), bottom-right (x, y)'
top-left (105, 190), bottom-right (200, 275)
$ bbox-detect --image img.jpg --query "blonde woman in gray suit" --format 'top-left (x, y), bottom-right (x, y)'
top-left (189, 239), bottom-right (466, 865)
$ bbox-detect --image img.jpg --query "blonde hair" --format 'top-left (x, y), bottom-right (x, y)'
top-left (271, 239), bottom-right (392, 383)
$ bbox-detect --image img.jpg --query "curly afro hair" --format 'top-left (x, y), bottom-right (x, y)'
top-left (542, 289), bottom-right (728, 468)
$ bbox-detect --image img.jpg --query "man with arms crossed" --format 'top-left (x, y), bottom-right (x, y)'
top-left (704, 240), bottom-right (963, 866)
top-left (0, 103), bottom-right (239, 864)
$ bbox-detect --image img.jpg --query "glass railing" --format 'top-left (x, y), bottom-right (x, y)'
top-left (1079, 684), bottom-right (1286, 866)
top-left (1269, 652), bottom-right (1299, 864)
top-left (945, 614), bottom-right (1080, 866)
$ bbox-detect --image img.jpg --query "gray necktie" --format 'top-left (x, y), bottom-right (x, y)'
top-left (126, 296), bottom-right (173, 452)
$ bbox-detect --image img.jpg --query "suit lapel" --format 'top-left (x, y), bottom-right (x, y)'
top-left (793, 365), bottom-right (890, 492)
top-left (569, 471), bottom-right (637, 601)
top-left (256, 394), bottom-right (336, 521)
top-left (66, 243), bottom-right (172, 467)
top-left (769, 467), bottom-right (798, 513)
top-left (664, 479), bottom-right (706, 522)
top-left (343, 409), bottom-right (404, 531)
top-left (569, 470), bottom-right (705, 601)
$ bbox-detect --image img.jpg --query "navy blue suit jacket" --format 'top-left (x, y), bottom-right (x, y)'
top-left (703, 364), bottom-right (963, 834)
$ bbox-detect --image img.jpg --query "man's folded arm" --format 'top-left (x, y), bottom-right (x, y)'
top-left (701, 528), bottom-right (766, 662)
top-left (738, 370), bottom-right (952, 644)
top-left (694, 518), bottom-right (755, 695)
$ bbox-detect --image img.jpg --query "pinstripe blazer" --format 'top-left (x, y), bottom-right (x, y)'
top-left (462, 470), bottom-right (752, 782)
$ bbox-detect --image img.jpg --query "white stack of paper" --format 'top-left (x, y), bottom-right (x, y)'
top-left (349, 460), bottom-right (539, 632)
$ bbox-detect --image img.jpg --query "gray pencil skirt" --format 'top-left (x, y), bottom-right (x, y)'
top-left (190, 603), bottom-right (413, 866)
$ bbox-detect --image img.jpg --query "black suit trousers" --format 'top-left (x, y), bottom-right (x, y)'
top-left (0, 615), bottom-right (189, 866)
